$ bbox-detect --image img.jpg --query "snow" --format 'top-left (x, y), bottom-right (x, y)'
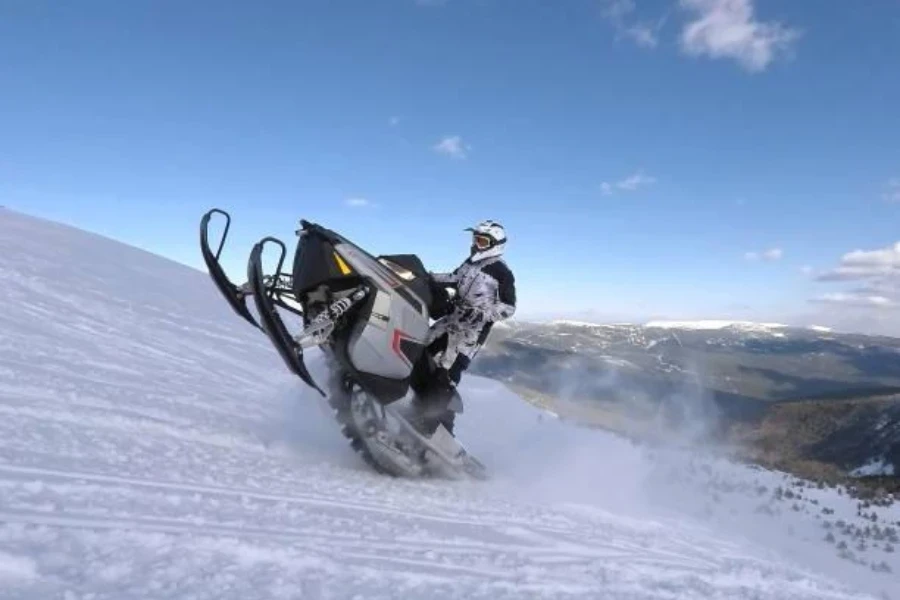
top-left (552, 319), bottom-right (832, 337)
top-left (850, 457), bottom-right (896, 477)
top-left (0, 208), bottom-right (897, 599)
top-left (548, 319), bottom-right (637, 329)
top-left (599, 355), bottom-right (640, 369)
top-left (644, 319), bottom-right (790, 332)
top-left (548, 319), bottom-right (608, 328)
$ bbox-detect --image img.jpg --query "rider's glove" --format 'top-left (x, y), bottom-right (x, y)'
top-left (458, 306), bottom-right (486, 327)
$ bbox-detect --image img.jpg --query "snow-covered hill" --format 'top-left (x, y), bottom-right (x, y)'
top-left (1, 208), bottom-right (897, 599)
top-left (477, 316), bottom-right (900, 480)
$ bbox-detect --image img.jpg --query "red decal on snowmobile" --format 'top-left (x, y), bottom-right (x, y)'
top-left (391, 329), bottom-right (413, 367)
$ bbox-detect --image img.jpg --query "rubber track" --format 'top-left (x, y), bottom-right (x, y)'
top-left (326, 381), bottom-right (398, 477)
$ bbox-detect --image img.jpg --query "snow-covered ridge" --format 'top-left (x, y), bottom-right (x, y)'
top-left (548, 319), bottom-right (633, 328)
top-left (547, 318), bottom-right (834, 334)
top-left (644, 319), bottom-right (789, 331)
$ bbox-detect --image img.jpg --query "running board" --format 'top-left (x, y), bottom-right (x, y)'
top-left (384, 405), bottom-right (488, 480)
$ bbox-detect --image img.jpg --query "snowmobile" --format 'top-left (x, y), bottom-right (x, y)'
top-left (198, 208), bottom-right (487, 480)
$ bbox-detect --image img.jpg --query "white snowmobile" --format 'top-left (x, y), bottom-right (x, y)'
top-left (199, 208), bottom-right (487, 480)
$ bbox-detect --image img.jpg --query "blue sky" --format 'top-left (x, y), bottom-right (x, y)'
top-left (2, 0), bottom-right (899, 332)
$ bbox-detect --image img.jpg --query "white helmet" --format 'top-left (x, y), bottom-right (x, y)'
top-left (465, 219), bottom-right (507, 261)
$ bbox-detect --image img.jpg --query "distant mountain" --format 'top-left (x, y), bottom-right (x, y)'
top-left (474, 319), bottom-right (900, 491)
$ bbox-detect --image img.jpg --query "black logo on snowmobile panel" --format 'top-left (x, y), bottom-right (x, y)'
top-left (371, 312), bottom-right (389, 322)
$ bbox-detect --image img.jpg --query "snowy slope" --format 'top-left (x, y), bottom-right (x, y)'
top-left (0, 208), bottom-right (897, 600)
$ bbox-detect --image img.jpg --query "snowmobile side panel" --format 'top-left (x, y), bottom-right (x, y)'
top-left (345, 290), bottom-right (421, 379)
top-left (330, 332), bottom-right (413, 405)
top-left (199, 208), bottom-right (261, 330)
top-left (247, 236), bottom-right (325, 396)
top-left (334, 241), bottom-right (431, 380)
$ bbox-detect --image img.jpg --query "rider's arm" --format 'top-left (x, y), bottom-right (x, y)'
top-left (482, 262), bottom-right (516, 321)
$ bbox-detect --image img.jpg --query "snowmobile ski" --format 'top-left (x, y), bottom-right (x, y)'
top-left (246, 236), bottom-right (326, 396)
top-left (199, 208), bottom-right (261, 330)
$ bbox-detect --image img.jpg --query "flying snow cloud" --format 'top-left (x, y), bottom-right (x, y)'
top-left (601, 171), bottom-right (656, 195)
top-left (433, 135), bottom-right (470, 159)
top-left (677, 0), bottom-right (801, 72)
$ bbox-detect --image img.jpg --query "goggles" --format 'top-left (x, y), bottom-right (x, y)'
top-left (473, 233), bottom-right (493, 250)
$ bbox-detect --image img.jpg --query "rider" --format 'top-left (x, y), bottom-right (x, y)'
top-left (409, 220), bottom-right (517, 434)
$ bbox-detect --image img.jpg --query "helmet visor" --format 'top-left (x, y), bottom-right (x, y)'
top-left (473, 233), bottom-right (492, 250)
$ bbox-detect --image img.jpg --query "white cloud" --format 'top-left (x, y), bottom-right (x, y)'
top-left (810, 293), bottom-right (898, 310)
top-left (625, 23), bottom-right (661, 48)
top-left (600, 171), bottom-right (656, 195)
top-left (618, 172), bottom-right (656, 191)
top-left (883, 178), bottom-right (900, 203)
top-left (812, 240), bottom-right (900, 312)
top-left (601, 0), bottom-right (635, 20)
top-left (815, 242), bottom-right (900, 282)
top-left (799, 265), bottom-right (814, 276)
top-left (678, 0), bottom-right (800, 72)
top-left (600, 0), bottom-right (664, 49)
top-left (345, 197), bottom-right (371, 208)
top-left (744, 247), bottom-right (782, 261)
top-left (433, 135), bottom-right (470, 159)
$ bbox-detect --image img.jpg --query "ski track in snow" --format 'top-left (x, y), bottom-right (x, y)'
top-left (0, 209), bottom-right (897, 599)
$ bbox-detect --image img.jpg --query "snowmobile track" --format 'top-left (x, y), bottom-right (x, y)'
top-left (326, 385), bottom-right (399, 477)
top-left (0, 469), bottom-right (786, 581)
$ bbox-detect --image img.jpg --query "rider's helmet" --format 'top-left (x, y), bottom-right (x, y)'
top-left (465, 220), bottom-right (507, 262)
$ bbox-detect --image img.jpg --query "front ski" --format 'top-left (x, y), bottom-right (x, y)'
top-left (199, 208), bottom-right (261, 330)
top-left (246, 237), bottom-right (326, 396)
